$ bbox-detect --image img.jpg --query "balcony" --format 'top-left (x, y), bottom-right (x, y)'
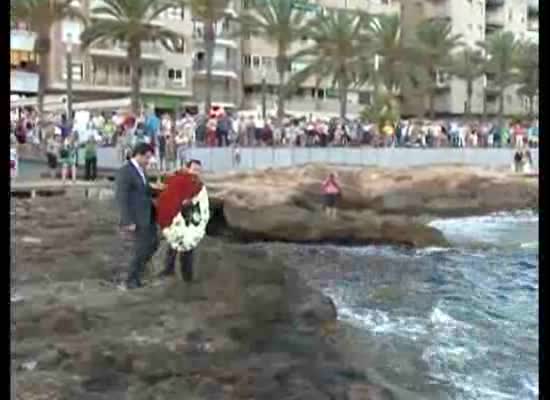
top-left (48, 72), bottom-right (192, 97)
top-left (88, 41), bottom-right (163, 61)
top-left (423, 1), bottom-right (452, 21)
top-left (192, 28), bottom-right (238, 48)
top-left (192, 60), bottom-right (239, 79)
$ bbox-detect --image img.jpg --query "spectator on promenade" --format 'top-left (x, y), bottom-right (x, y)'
top-left (145, 109), bottom-right (160, 145)
top-left (206, 113), bottom-right (218, 147)
top-left (46, 133), bottom-right (61, 179)
top-left (84, 136), bottom-right (98, 181)
top-left (382, 120), bottom-right (395, 147)
top-left (528, 120), bottom-right (538, 148)
top-left (60, 136), bottom-right (78, 184)
top-left (261, 121), bottom-right (274, 146)
top-left (217, 112), bottom-right (231, 147)
top-left (175, 127), bottom-right (189, 167)
top-left (458, 123), bottom-right (467, 148)
top-left (245, 115), bottom-right (256, 146)
top-left (158, 131), bottom-right (167, 172)
top-left (512, 122), bottom-right (526, 148)
top-left (321, 172), bottom-right (342, 219)
top-left (165, 131), bottom-right (178, 172)
top-left (501, 124), bottom-right (510, 147)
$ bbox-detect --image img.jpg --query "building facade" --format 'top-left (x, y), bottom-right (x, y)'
top-left (11, 0), bottom-right (537, 117)
top-left (12, 0), bottom-right (399, 116)
top-left (401, 0), bottom-right (539, 118)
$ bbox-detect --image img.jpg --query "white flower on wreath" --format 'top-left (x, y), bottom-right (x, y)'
top-left (162, 186), bottom-right (210, 252)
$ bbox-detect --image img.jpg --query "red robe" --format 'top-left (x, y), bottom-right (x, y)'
top-left (156, 171), bottom-right (204, 230)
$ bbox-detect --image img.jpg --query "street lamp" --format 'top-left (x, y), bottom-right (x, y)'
top-left (65, 32), bottom-right (73, 125)
top-left (261, 66), bottom-right (267, 121)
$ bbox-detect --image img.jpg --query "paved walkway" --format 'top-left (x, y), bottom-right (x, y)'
top-left (11, 179), bottom-right (113, 194)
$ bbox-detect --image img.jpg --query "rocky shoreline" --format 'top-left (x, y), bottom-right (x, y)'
top-left (206, 164), bottom-right (538, 248)
top-left (12, 161), bottom-right (538, 399)
top-left (13, 197), bottom-right (393, 400)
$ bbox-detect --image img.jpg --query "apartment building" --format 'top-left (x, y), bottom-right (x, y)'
top-left (237, 0), bottom-right (401, 117)
top-left (401, 0), bottom-right (538, 118)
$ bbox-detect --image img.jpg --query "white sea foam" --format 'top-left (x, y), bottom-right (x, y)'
top-left (521, 241), bottom-right (539, 249)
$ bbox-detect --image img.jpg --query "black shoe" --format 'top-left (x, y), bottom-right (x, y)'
top-left (158, 270), bottom-right (175, 279)
top-left (125, 279), bottom-right (143, 290)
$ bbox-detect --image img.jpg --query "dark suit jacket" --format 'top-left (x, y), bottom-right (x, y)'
top-left (115, 162), bottom-right (155, 229)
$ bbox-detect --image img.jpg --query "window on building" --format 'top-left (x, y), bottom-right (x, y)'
top-left (10, 50), bottom-right (38, 68)
top-left (173, 38), bottom-right (185, 53)
top-left (261, 56), bottom-right (272, 68)
top-left (243, 54), bottom-right (251, 67)
top-left (359, 92), bottom-right (371, 105)
top-left (252, 55), bottom-right (260, 68)
top-left (162, 6), bottom-right (184, 20)
top-left (62, 62), bottom-right (83, 81)
top-left (168, 68), bottom-right (185, 86)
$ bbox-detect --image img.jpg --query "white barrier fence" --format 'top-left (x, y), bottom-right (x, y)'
top-left (94, 147), bottom-right (539, 172)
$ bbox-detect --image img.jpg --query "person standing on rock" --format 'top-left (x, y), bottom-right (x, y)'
top-left (156, 160), bottom-right (209, 283)
top-left (321, 173), bottom-right (342, 219)
top-left (115, 143), bottom-right (159, 289)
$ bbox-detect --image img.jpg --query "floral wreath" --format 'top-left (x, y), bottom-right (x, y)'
top-left (161, 186), bottom-right (210, 252)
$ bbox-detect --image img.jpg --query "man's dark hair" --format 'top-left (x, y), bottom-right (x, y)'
top-left (132, 143), bottom-right (153, 157)
top-left (186, 159), bottom-right (202, 168)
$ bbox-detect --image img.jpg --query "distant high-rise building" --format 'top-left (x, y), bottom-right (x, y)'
top-left (401, 0), bottom-right (538, 118)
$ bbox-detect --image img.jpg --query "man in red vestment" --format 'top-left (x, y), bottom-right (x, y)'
top-left (156, 159), bottom-right (204, 282)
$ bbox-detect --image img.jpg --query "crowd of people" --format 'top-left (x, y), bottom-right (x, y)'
top-left (10, 105), bottom-right (539, 181)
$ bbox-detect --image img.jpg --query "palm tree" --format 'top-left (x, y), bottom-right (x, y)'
top-left (515, 41), bottom-right (538, 120)
top-left (365, 13), bottom-right (423, 119)
top-left (11, 0), bottom-right (82, 118)
top-left (290, 9), bottom-right (370, 120)
top-left (238, 0), bottom-right (307, 122)
top-left (448, 48), bottom-right (485, 118)
top-left (414, 19), bottom-right (462, 119)
top-left (190, 0), bottom-right (231, 114)
top-left (80, 0), bottom-right (183, 114)
top-left (367, 14), bottom-right (411, 96)
top-left (478, 31), bottom-right (521, 127)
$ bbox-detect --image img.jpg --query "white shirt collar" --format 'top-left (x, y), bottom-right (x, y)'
top-left (130, 159), bottom-right (147, 185)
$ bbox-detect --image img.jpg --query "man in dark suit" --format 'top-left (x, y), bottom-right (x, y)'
top-left (115, 143), bottom-right (159, 289)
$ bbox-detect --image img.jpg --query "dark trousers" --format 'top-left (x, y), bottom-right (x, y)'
top-left (125, 224), bottom-right (159, 286)
top-left (164, 248), bottom-right (194, 282)
top-left (85, 157), bottom-right (97, 181)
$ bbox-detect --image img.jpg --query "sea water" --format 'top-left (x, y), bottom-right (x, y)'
top-left (264, 211), bottom-right (538, 400)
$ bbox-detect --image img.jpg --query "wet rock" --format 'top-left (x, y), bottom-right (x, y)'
top-left (347, 383), bottom-right (395, 400)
